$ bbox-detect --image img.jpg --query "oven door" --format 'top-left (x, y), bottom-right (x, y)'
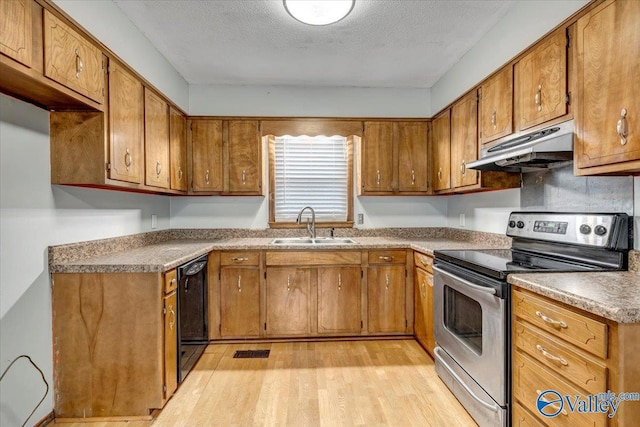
top-left (433, 263), bottom-right (507, 406)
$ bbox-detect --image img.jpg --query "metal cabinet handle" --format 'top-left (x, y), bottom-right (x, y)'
top-left (491, 109), bottom-right (497, 130)
top-left (537, 390), bottom-right (568, 416)
top-left (156, 161), bottom-right (162, 176)
top-left (286, 275), bottom-right (291, 292)
top-left (170, 278), bottom-right (177, 286)
top-left (534, 84), bottom-right (543, 112)
top-left (420, 280), bottom-right (427, 298)
top-left (75, 49), bottom-right (84, 79)
top-left (535, 310), bottom-right (568, 329)
top-left (460, 160), bottom-right (466, 176)
top-left (385, 273), bottom-right (390, 290)
top-left (376, 170), bottom-right (381, 185)
top-left (338, 273), bottom-right (342, 291)
top-left (242, 170), bottom-right (246, 185)
top-left (124, 148), bottom-right (132, 170)
top-left (536, 344), bottom-right (568, 366)
top-left (168, 304), bottom-right (176, 331)
top-left (205, 170), bottom-right (210, 185)
top-left (411, 169), bottom-right (416, 185)
top-left (178, 167), bottom-right (183, 182)
top-left (617, 108), bottom-right (629, 145)
top-left (237, 275), bottom-right (242, 293)
top-left (184, 277), bottom-right (189, 293)
top-left (437, 168), bottom-right (442, 182)
top-left (418, 255), bottom-right (431, 268)
top-left (232, 257), bottom-right (249, 262)
top-left (379, 256), bottom-right (393, 261)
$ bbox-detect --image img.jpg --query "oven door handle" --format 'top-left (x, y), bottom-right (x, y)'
top-left (433, 265), bottom-right (497, 295)
top-left (434, 347), bottom-right (502, 413)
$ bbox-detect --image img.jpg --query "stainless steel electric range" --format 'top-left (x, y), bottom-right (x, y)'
top-left (432, 212), bottom-right (631, 427)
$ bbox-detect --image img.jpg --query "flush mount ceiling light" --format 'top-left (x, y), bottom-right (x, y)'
top-left (284, 0), bottom-right (355, 26)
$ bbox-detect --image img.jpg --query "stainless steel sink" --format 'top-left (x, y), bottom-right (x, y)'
top-left (270, 237), bottom-right (356, 245)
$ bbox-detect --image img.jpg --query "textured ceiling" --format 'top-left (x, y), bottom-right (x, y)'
top-left (113, 0), bottom-right (513, 88)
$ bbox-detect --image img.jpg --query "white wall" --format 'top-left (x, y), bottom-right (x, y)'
top-left (431, 0), bottom-right (589, 113)
top-left (446, 188), bottom-right (521, 234)
top-left (0, 94), bottom-right (171, 426)
top-left (52, 0), bottom-right (189, 111)
top-left (190, 84), bottom-right (431, 117)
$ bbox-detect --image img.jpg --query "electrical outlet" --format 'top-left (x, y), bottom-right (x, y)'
top-left (151, 214), bottom-right (158, 229)
top-left (357, 214), bottom-right (364, 225)
top-left (459, 213), bottom-right (465, 227)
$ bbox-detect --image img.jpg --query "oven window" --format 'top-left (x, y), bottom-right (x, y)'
top-left (444, 285), bottom-right (483, 354)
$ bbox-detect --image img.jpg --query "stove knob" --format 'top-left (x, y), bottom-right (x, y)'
top-left (508, 220), bottom-right (516, 228)
top-left (579, 224), bottom-right (592, 235)
top-left (516, 221), bottom-right (525, 229)
top-left (594, 225), bottom-right (607, 236)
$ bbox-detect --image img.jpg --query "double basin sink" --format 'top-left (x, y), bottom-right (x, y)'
top-left (270, 237), bottom-right (357, 245)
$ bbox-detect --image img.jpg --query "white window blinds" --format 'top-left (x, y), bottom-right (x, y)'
top-left (274, 136), bottom-right (349, 222)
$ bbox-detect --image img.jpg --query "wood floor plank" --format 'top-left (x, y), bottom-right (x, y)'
top-left (55, 340), bottom-right (477, 427)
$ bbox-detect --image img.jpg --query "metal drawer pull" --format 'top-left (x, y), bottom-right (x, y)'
top-left (535, 311), bottom-right (568, 329)
top-left (376, 170), bottom-right (381, 185)
top-left (338, 273), bottom-right (342, 291)
top-left (617, 108), bottom-right (629, 145)
top-left (75, 49), bottom-right (84, 79)
top-left (537, 390), bottom-right (568, 416)
top-left (419, 256), bottom-right (431, 267)
top-left (536, 344), bottom-right (568, 366)
top-left (170, 278), bottom-right (177, 286)
top-left (411, 169), bottom-right (416, 185)
top-left (535, 84), bottom-right (543, 112)
top-left (379, 256), bottom-right (393, 261)
top-left (232, 257), bottom-right (249, 262)
top-left (237, 275), bottom-right (242, 293)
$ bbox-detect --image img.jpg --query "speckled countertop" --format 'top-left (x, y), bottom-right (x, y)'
top-left (508, 271), bottom-right (640, 323)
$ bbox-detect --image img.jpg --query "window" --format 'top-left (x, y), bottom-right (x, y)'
top-left (269, 135), bottom-right (353, 226)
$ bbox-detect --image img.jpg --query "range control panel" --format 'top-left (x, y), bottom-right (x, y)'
top-left (506, 212), bottom-right (628, 248)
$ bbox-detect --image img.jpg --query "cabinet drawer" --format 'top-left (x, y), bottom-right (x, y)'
top-left (513, 288), bottom-right (607, 359)
top-left (512, 402), bottom-right (545, 427)
top-left (413, 252), bottom-right (433, 273)
top-left (43, 10), bottom-right (104, 103)
top-left (164, 269), bottom-right (177, 294)
top-left (514, 320), bottom-right (607, 395)
top-left (220, 251), bottom-right (260, 266)
top-left (513, 350), bottom-right (607, 427)
top-left (368, 250), bottom-right (406, 265)
top-left (266, 251), bottom-right (361, 266)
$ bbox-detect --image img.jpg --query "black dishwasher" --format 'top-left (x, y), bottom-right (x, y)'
top-left (177, 254), bottom-right (208, 383)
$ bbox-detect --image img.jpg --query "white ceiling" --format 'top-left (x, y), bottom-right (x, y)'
top-left (113, 0), bottom-right (514, 88)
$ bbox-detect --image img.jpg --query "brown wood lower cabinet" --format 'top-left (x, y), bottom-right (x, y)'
top-left (220, 267), bottom-right (260, 338)
top-left (52, 270), bottom-right (178, 419)
top-left (266, 267), bottom-right (312, 336)
top-left (414, 251), bottom-right (434, 357)
top-left (317, 266), bottom-right (361, 334)
top-left (367, 265), bottom-right (406, 333)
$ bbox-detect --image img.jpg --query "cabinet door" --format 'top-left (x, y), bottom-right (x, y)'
top-left (479, 66), bottom-right (513, 144)
top-left (190, 119), bottom-right (223, 192)
top-left (0, 0), bottom-right (32, 67)
top-left (575, 0), bottom-right (640, 171)
top-left (266, 267), bottom-right (311, 336)
top-left (144, 88), bottom-right (170, 189)
top-left (108, 62), bottom-right (144, 184)
top-left (226, 120), bottom-right (262, 194)
top-left (43, 10), bottom-right (104, 103)
top-left (362, 122), bottom-right (394, 193)
top-left (414, 268), bottom-right (434, 355)
top-left (431, 110), bottom-right (451, 192)
top-left (220, 267), bottom-right (260, 338)
top-left (367, 265), bottom-right (406, 333)
top-left (169, 107), bottom-right (187, 191)
top-left (317, 266), bottom-right (361, 335)
top-left (517, 29), bottom-right (567, 130)
top-left (451, 92), bottom-right (479, 189)
top-left (397, 122), bottom-right (429, 193)
top-left (163, 291), bottom-right (178, 400)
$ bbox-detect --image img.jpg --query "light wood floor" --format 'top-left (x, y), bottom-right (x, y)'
top-left (56, 339), bottom-right (476, 427)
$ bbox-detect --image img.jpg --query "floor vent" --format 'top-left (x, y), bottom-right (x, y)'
top-left (233, 350), bottom-right (270, 359)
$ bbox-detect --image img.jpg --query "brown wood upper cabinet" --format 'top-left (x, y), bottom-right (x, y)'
top-left (574, 0), bottom-right (640, 175)
top-left (360, 121), bottom-right (428, 195)
top-left (479, 66), bottom-right (513, 144)
top-left (43, 10), bottom-right (104, 104)
top-left (450, 91), bottom-right (479, 189)
top-left (431, 110), bottom-right (451, 192)
top-left (109, 62), bottom-right (144, 184)
top-left (516, 28), bottom-right (568, 131)
top-left (0, 0), bottom-right (32, 67)
top-left (169, 107), bottom-right (188, 191)
top-left (144, 88), bottom-right (170, 189)
top-left (225, 120), bottom-right (263, 195)
top-left (189, 119), bottom-right (224, 193)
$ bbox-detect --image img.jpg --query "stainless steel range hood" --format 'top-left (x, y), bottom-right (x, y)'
top-left (466, 119), bottom-right (574, 172)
